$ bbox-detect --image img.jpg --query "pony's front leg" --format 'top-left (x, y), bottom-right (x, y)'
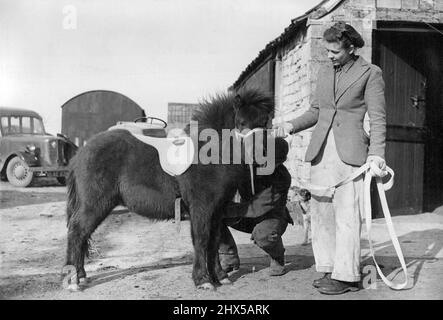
top-left (190, 204), bottom-right (216, 290)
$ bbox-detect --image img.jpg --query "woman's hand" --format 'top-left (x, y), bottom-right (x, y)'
top-left (272, 122), bottom-right (294, 138)
top-left (366, 155), bottom-right (387, 177)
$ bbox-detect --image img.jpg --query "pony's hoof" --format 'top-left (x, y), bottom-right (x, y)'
top-left (219, 278), bottom-right (232, 285)
top-left (197, 282), bottom-right (216, 291)
top-left (66, 283), bottom-right (81, 292)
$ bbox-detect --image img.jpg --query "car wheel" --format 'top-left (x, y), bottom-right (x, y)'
top-left (6, 156), bottom-right (34, 187)
top-left (57, 177), bottom-right (66, 185)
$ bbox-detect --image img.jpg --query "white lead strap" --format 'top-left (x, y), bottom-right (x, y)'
top-left (249, 163), bottom-right (255, 195)
top-left (364, 164), bottom-right (408, 290)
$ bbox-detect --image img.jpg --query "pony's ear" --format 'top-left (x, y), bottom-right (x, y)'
top-left (233, 94), bottom-right (243, 112)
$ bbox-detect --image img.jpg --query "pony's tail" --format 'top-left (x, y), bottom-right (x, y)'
top-left (66, 168), bottom-right (79, 227)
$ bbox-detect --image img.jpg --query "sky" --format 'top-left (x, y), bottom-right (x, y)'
top-left (0, 0), bottom-right (319, 134)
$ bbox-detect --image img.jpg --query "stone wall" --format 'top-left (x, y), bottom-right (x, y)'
top-left (273, 26), bottom-right (312, 185)
top-left (376, 0), bottom-right (443, 22)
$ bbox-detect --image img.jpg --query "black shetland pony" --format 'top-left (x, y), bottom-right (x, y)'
top-left (64, 89), bottom-right (274, 290)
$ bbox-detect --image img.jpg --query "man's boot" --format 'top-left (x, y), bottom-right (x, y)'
top-left (219, 252), bottom-right (240, 273)
top-left (219, 223), bottom-right (240, 273)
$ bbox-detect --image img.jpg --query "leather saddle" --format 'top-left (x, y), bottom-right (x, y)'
top-left (131, 132), bottom-right (195, 176)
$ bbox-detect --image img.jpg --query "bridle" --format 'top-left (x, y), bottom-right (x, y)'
top-left (233, 127), bottom-right (272, 196)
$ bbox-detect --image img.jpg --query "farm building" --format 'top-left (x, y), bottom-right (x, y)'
top-left (61, 90), bottom-right (145, 147)
top-left (167, 102), bottom-right (200, 129)
top-left (232, 0), bottom-right (443, 216)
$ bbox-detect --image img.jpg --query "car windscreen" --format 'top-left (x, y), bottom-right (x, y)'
top-left (31, 117), bottom-right (45, 134)
top-left (0, 116), bottom-right (46, 135)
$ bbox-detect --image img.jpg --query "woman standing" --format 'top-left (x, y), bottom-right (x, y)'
top-left (275, 22), bottom-right (387, 295)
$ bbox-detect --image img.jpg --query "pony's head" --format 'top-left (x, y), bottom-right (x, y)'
top-left (231, 89), bottom-right (277, 175)
top-left (233, 89), bottom-right (274, 131)
top-left (185, 88), bottom-right (278, 175)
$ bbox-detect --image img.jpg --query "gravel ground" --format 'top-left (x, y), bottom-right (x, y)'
top-left (1, 179), bottom-right (443, 300)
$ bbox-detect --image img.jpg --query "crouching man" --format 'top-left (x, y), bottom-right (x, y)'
top-left (219, 137), bottom-right (293, 276)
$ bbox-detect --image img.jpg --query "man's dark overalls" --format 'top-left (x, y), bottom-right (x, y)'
top-left (219, 137), bottom-right (293, 275)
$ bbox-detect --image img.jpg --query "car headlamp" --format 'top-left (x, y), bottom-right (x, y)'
top-left (26, 144), bottom-right (36, 152)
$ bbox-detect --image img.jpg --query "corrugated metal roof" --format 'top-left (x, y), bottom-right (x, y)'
top-left (231, 0), bottom-right (344, 90)
top-left (60, 90), bottom-right (142, 109)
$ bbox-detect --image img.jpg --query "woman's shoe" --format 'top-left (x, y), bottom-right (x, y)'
top-left (312, 272), bottom-right (332, 288)
top-left (317, 279), bottom-right (360, 295)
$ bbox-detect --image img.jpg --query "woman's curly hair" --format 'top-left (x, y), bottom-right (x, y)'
top-left (323, 21), bottom-right (365, 49)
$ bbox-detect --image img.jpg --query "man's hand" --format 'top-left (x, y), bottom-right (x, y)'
top-left (366, 155), bottom-right (387, 177)
top-left (272, 122), bottom-right (294, 138)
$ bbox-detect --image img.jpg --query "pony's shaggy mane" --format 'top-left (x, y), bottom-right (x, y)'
top-left (191, 92), bottom-right (236, 133)
top-left (235, 88), bottom-right (274, 115)
top-left (188, 89), bottom-right (275, 134)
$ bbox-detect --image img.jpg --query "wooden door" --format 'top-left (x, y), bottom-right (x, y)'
top-left (373, 31), bottom-right (428, 216)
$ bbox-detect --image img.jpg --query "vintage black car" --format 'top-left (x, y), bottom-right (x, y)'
top-left (0, 107), bottom-right (77, 187)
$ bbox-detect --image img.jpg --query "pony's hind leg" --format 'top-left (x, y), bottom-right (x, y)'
top-left (65, 225), bottom-right (86, 291)
top-left (65, 204), bottom-right (111, 290)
